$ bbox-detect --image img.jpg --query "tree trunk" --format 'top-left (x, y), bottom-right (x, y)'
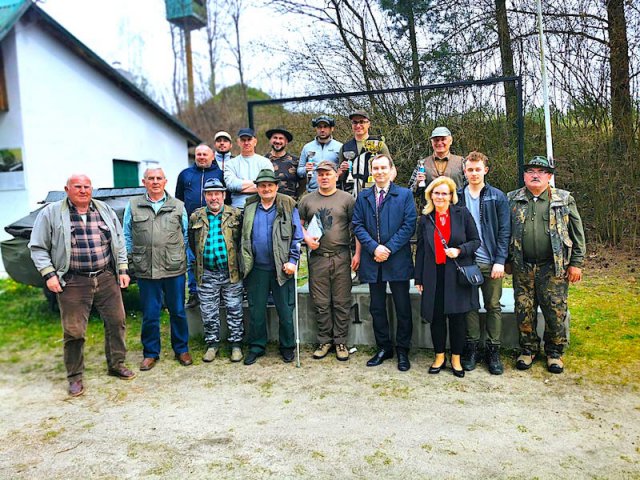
top-left (607, 0), bottom-right (633, 156)
top-left (494, 0), bottom-right (517, 133)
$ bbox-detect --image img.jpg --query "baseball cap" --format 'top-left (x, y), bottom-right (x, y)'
top-left (214, 131), bottom-right (232, 141)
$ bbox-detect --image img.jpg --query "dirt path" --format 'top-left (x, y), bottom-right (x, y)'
top-left (1, 347), bottom-right (639, 479)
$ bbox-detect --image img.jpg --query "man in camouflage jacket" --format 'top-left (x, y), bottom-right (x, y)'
top-left (507, 156), bottom-right (585, 374)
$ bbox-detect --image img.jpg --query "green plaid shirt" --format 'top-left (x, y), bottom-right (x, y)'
top-left (204, 211), bottom-right (228, 270)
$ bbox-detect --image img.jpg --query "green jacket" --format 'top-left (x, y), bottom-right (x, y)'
top-left (240, 193), bottom-right (296, 286)
top-left (507, 186), bottom-right (586, 277)
top-left (188, 205), bottom-right (243, 285)
top-left (128, 194), bottom-right (187, 279)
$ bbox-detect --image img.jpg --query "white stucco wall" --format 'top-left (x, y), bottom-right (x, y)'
top-left (0, 19), bottom-right (190, 240)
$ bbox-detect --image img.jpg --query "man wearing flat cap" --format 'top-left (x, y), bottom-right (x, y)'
top-left (339, 109), bottom-right (391, 198)
top-left (189, 178), bottom-right (244, 363)
top-left (409, 127), bottom-right (465, 213)
top-left (224, 128), bottom-right (273, 209)
top-left (176, 141), bottom-right (227, 309)
top-left (240, 169), bottom-right (304, 365)
top-left (299, 115), bottom-right (343, 193)
top-left (507, 156), bottom-right (585, 374)
top-left (264, 127), bottom-right (304, 200)
top-left (298, 161), bottom-right (361, 361)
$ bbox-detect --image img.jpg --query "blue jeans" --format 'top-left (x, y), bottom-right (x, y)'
top-left (138, 275), bottom-right (189, 359)
top-left (186, 246), bottom-right (197, 295)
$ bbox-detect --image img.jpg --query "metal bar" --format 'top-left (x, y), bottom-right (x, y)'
top-left (247, 76), bottom-right (522, 108)
top-left (248, 102), bottom-right (255, 131)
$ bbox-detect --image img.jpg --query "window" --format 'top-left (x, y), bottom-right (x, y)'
top-left (113, 160), bottom-right (139, 188)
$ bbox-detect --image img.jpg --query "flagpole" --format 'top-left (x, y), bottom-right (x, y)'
top-left (536, 0), bottom-right (555, 184)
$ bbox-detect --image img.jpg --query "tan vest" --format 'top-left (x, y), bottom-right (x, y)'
top-left (129, 194), bottom-right (187, 279)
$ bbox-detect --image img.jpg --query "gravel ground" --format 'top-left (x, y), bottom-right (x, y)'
top-left (1, 346), bottom-right (639, 479)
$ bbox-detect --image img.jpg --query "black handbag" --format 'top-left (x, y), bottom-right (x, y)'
top-left (428, 215), bottom-right (484, 287)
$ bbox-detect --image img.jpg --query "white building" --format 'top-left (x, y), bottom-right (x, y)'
top-left (0, 0), bottom-right (200, 244)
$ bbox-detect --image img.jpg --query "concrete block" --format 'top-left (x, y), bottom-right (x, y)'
top-left (186, 282), bottom-right (569, 350)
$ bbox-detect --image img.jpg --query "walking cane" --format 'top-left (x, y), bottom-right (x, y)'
top-left (293, 242), bottom-right (302, 368)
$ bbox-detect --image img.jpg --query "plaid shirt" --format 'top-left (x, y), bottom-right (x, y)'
top-left (203, 211), bottom-right (228, 270)
top-left (68, 201), bottom-right (112, 273)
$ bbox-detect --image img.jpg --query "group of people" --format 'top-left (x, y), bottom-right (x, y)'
top-left (28, 111), bottom-right (586, 397)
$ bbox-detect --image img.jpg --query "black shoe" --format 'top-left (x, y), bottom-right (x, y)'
top-left (485, 343), bottom-right (504, 375)
top-left (452, 367), bottom-right (465, 378)
top-left (281, 348), bottom-right (295, 363)
top-left (243, 350), bottom-right (264, 366)
top-left (461, 341), bottom-right (479, 371)
top-left (428, 358), bottom-right (446, 374)
top-left (186, 293), bottom-right (200, 309)
top-left (366, 349), bottom-right (393, 367)
top-left (397, 350), bottom-right (411, 372)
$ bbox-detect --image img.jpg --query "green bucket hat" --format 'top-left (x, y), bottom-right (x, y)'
top-left (254, 168), bottom-right (278, 185)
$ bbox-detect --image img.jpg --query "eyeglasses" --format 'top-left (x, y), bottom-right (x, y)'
top-left (351, 120), bottom-right (369, 125)
top-left (432, 192), bottom-right (451, 197)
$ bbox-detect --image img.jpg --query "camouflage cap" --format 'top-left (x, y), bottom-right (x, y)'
top-left (523, 156), bottom-right (554, 173)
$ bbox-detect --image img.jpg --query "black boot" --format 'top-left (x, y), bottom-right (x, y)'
top-left (461, 341), bottom-right (479, 371)
top-left (485, 343), bottom-right (504, 375)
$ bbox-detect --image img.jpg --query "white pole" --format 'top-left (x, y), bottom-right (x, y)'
top-left (536, 0), bottom-right (555, 184)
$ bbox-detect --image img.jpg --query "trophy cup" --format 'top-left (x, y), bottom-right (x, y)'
top-left (363, 135), bottom-right (386, 155)
top-left (343, 151), bottom-right (355, 184)
top-left (418, 158), bottom-right (426, 187)
top-left (306, 151), bottom-right (316, 180)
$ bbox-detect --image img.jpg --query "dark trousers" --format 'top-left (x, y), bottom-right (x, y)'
top-left (368, 278), bottom-right (412, 352)
top-left (57, 270), bottom-right (127, 381)
top-left (138, 275), bottom-right (189, 359)
top-left (431, 264), bottom-right (465, 355)
top-left (245, 268), bottom-right (295, 354)
top-left (308, 250), bottom-right (352, 345)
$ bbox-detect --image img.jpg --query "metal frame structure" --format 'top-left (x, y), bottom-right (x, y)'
top-left (247, 76), bottom-right (525, 179)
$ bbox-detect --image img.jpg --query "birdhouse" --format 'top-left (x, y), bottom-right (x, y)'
top-left (164, 0), bottom-right (206, 30)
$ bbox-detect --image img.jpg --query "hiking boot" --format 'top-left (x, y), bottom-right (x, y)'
top-left (547, 353), bottom-right (564, 374)
top-left (313, 343), bottom-right (333, 359)
top-left (203, 347), bottom-right (218, 363)
top-left (230, 346), bottom-right (243, 363)
top-left (186, 293), bottom-right (200, 309)
top-left (516, 349), bottom-right (536, 370)
top-left (461, 341), bottom-right (479, 371)
top-left (335, 344), bottom-right (349, 361)
top-left (485, 343), bottom-right (504, 375)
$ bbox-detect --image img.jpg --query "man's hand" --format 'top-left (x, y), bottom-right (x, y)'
top-left (415, 284), bottom-right (423, 294)
top-left (491, 264), bottom-right (505, 279)
top-left (374, 245), bottom-right (391, 263)
top-left (46, 275), bottom-right (63, 293)
top-left (305, 162), bottom-right (314, 172)
top-left (339, 161), bottom-right (349, 173)
top-left (567, 266), bottom-right (582, 283)
top-left (350, 252), bottom-right (360, 271)
top-left (304, 235), bottom-right (320, 251)
top-left (415, 172), bottom-right (426, 185)
top-left (119, 273), bottom-right (131, 289)
top-left (282, 262), bottom-right (297, 276)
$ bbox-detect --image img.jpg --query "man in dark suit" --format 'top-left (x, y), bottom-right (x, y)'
top-left (352, 154), bottom-right (416, 371)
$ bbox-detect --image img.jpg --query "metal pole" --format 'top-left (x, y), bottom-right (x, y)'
top-left (293, 243), bottom-right (301, 368)
top-left (516, 77), bottom-right (525, 188)
top-left (536, 0), bottom-right (555, 181)
top-left (185, 28), bottom-right (195, 109)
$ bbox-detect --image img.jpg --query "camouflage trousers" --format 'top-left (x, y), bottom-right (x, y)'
top-left (513, 261), bottom-right (568, 355)
top-left (199, 268), bottom-right (244, 346)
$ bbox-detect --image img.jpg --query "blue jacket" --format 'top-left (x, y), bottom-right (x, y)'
top-left (175, 161), bottom-right (225, 216)
top-left (457, 182), bottom-right (511, 265)
top-left (352, 183), bottom-right (416, 283)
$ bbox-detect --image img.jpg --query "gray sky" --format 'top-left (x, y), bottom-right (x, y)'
top-left (40, 0), bottom-right (311, 109)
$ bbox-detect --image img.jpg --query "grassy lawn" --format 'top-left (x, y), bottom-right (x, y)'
top-left (0, 248), bottom-right (638, 386)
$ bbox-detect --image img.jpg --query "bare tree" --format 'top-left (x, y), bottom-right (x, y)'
top-left (206, 0), bottom-right (226, 96)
